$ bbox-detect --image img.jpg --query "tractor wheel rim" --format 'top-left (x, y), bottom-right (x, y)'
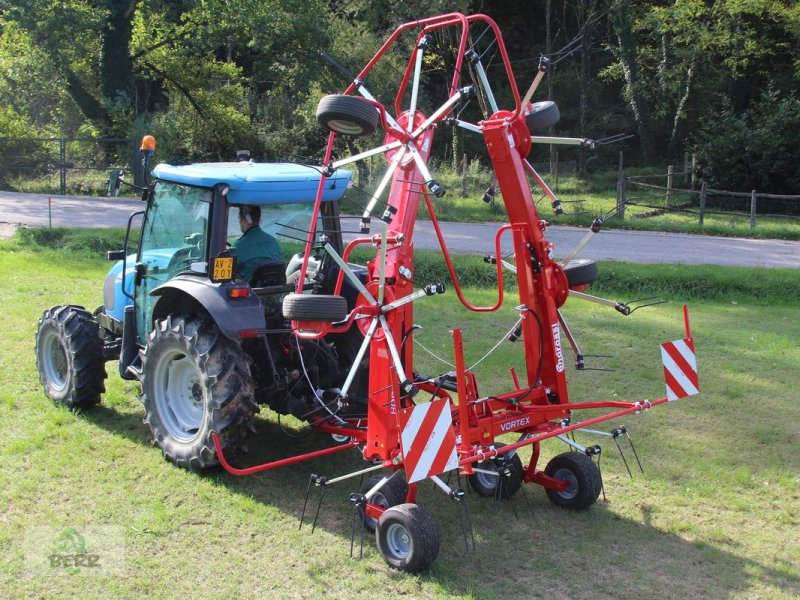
top-left (42, 330), bottom-right (68, 391)
top-left (553, 467), bottom-right (579, 500)
top-left (154, 349), bottom-right (204, 443)
top-left (385, 523), bottom-right (412, 559)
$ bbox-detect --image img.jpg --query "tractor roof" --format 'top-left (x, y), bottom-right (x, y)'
top-left (150, 162), bottom-right (351, 205)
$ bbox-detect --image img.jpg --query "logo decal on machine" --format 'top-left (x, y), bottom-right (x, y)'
top-left (500, 416), bottom-right (531, 432)
top-left (552, 323), bottom-right (565, 372)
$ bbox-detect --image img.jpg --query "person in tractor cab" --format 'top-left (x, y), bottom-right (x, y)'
top-left (232, 205), bottom-right (281, 279)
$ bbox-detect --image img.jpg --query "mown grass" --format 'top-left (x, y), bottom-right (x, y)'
top-left (1, 231), bottom-right (798, 599)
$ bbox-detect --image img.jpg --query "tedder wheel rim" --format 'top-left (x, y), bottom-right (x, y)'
top-left (364, 490), bottom-right (391, 531)
top-left (41, 329), bottom-right (69, 392)
top-left (552, 467), bottom-right (579, 500)
top-left (473, 469), bottom-right (498, 490)
top-left (153, 348), bottom-right (205, 443)
top-left (326, 118), bottom-right (367, 136)
top-left (384, 523), bottom-right (413, 560)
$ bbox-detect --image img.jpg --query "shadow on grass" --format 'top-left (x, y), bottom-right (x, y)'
top-left (81, 401), bottom-right (800, 599)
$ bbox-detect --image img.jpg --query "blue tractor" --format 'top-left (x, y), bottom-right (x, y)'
top-left (34, 143), bottom-right (366, 470)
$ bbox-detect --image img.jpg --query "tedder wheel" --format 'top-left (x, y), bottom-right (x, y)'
top-left (139, 314), bottom-right (257, 471)
top-left (316, 94), bottom-right (380, 137)
top-left (359, 475), bottom-right (409, 533)
top-left (376, 503), bottom-right (440, 572)
top-left (563, 258), bottom-right (599, 288)
top-left (35, 305), bottom-right (106, 409)
top-left (544, 452), bottom-right (602, 510)
top-left (282, 293), bottom-right (348, 322)
top-left (467, 443), bottom-right (524, 499)
top-left (525, 100), bottom-right (560, 132)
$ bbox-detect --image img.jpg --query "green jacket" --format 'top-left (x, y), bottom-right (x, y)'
top-left (232, 226), bottom-right (281, 278)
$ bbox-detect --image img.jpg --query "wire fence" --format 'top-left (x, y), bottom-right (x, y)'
top-left (0, 137), bottom-right (136, 196)
top-left (622, 169), bottom-right (800, 230)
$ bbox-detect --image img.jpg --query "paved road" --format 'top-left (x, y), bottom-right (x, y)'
top-left (1, 191), bottom-right (798, 268)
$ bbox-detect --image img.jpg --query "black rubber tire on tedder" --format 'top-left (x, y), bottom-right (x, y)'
top-left (316, 94), bottom-right (380, 137)
top-left (467, 443), bottom-right (524, 499)
top-left (563, 258), bottom-right (599, 288)
top-left (376, 503), bottom-right (440, 573)
top-left (138, 314), bottom-right (257, 471)
top-left (359, 475), bottom-right (409, 533)
top-left (544, 451), bottom-right (602, 510)
top-left (35, 305), bottom-right (106, 409)
top-left (282, 293), bottom-right (348, 322)
top-left (525, 100), bottom-right (561, 132)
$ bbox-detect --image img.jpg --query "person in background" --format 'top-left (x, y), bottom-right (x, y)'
top-left (232, 205), bottom-right (281, 278)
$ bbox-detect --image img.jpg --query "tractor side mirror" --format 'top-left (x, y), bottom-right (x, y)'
top-left (134, 262), bottom-right (148, 285)
top-left (108, 250), bottom-right (126, 261)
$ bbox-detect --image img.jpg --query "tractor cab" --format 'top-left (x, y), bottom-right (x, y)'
top-left (102, 159), bottom-right (352, 349)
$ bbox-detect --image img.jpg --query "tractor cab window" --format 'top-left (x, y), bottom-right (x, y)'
top-left (136, 182), bottom-right (212, 341)
top-left (225, 202), bottom-right (322, 247)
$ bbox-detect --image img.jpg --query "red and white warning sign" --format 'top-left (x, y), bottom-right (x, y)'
top-left (400, 399), bottom-right (459, 483)
top-left (660, 337), bottom-right (699, 401)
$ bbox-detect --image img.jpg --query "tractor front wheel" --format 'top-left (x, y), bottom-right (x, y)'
top-left (544, 451), bottom-right (602, 510)
top-left (376, 503), bottom-right (440, 572)
top-left (35, 305), bottom-right (106, 409)
top-left (139, 314), bottom-right (256, 471)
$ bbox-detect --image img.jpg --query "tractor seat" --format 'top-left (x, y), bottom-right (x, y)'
top-left (249, 260), bottom-right (288, 288)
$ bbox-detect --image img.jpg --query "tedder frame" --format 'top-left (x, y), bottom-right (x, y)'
top-left (202, 12), bottom-right (699, 572)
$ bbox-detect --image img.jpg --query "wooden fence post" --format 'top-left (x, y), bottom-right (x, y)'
top-left (683, 152), bottom-right (689, 185)
top-left (750, 190), bottom-right (757, 230)
top-left (698, 182), bottom-right (707, 226)
top-left (59, 138), bottom-right (66, 195)
top-left (666, 165), bottom-right (674, 210)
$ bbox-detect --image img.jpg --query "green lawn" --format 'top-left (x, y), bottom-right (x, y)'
top-left (1, 237), bottom-right (798, 599)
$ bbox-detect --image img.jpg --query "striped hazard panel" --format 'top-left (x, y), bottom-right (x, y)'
top-left (400, 399), bottom-right (459, 484)
top-left (660, 337), bottom-right (699, 401)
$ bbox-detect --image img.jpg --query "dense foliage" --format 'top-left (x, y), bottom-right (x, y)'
top-left (1, 0), bottom-right (798, 192)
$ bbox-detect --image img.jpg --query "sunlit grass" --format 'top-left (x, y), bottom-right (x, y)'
top-left (1, 236), bottom-right (798, 598)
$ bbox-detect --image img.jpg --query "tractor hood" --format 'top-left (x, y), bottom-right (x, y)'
top-left (150, 162), bottom-right (351, 205)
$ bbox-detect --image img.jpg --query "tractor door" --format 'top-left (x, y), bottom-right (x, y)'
top-left (135, 182), bottom-right (212, 342)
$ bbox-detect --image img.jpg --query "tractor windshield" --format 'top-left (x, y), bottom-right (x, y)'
top-left (135, 182), bottom-right (212, 341)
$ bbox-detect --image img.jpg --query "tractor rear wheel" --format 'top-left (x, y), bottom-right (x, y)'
top-left (544, 451), bottom-right (602, 510)
top-left (139, 314), bottom-right (256, 471)
top-left (376, 503), bottom-right (440, 572)
top-left (35, 305), bottom-right (106, 409)
top-left (359, 475), bottom-right (408, 533)
top-left (467, 443), bottom-right (524, 499)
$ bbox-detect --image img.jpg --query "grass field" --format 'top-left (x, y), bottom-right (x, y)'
top-left (1, 233), bottom-right (799, 599)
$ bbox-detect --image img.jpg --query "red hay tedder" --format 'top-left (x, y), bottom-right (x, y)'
top-left (35, 12), bottom-right (700, 573)
top-left (211, 12), bottom-right (700, 571)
